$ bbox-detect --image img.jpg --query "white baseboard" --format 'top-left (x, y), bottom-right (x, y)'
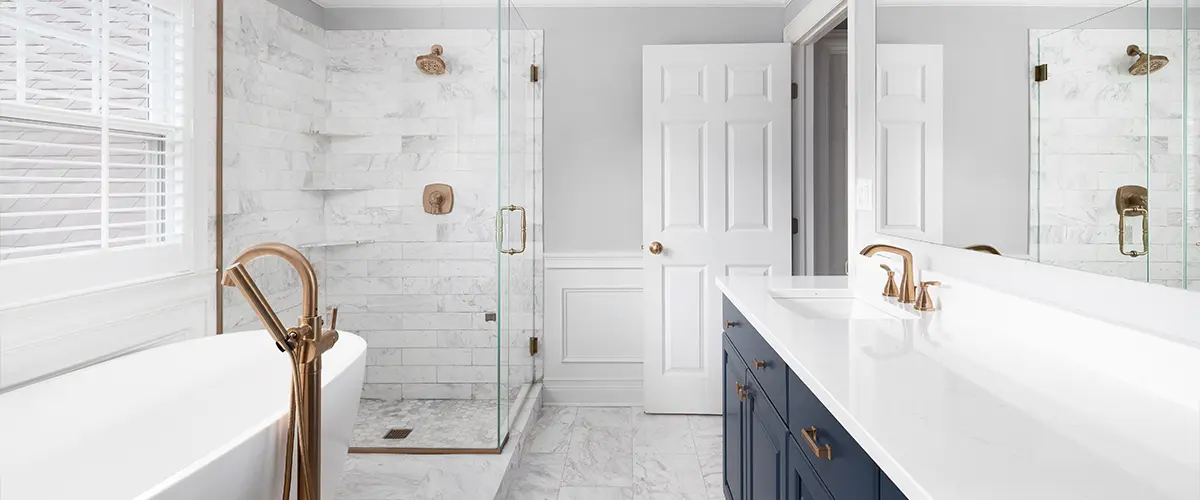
top-left (542, 378), bottom-right (643, 406)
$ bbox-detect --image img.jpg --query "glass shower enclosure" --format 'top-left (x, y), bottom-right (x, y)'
top-left (218, 0), bottom-right (542, 452)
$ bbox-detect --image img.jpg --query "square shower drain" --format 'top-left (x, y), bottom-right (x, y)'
top-left (383, 428), bottom-right (413, 440)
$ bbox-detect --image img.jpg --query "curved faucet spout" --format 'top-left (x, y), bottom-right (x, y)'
top-left (223, 242), bottom-right (320, 319)
top-left (860, 244), bottom-right (916, 304)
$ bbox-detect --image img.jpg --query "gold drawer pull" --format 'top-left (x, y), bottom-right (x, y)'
top-left (735, 381), bottom-right (747, 401)
top-left (800, 426), bottom-right (832, 460)
top-left (725, 320), bottom-right (740, 329)
top-left (752, 359), bottom-right (767, 369)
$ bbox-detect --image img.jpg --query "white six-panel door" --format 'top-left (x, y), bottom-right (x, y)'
top-left (642, 44), bottom-right (791, 414)
top-left (875, 44), bottom-right (944, 243)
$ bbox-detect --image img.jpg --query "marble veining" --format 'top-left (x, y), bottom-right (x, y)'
top-left (505, 408), bottom-right (722, 500)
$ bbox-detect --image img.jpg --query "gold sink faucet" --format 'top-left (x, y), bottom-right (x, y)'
top-left (222, 242), bottom-right (339, 500)
top-left (860, 244), bottom-right (916, 304)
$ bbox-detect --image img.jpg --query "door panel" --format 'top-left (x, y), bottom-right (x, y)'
top-left (644, 43), bottom-right (792, 414)
top-left (875, 44), bottom-right (944, 244)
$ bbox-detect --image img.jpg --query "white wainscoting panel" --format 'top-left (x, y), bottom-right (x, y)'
top-left (544, 253), bottom-right (644, 405)
top-left (0, 271), bottom-right (215, 391)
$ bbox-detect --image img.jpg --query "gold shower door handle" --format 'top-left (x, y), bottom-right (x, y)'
top-left (1115, 185), bottom-right (1149, 258)
top-left (497, 205), bottom-right (527, 255)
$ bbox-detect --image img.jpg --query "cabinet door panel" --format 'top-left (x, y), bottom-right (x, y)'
top-left (746, 377), bottom-right (787, 500)
top-left (724, 336), bottom-right (747, 500)
top-left (880, 471), bottom-right (908, 500)
top-left (787, 437), bottom-right (833, 500)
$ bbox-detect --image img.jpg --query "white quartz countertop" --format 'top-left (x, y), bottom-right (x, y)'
top-left (717, 275), bottom-right (1200, 500)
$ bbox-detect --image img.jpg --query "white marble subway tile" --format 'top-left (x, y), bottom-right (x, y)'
top-left (401, 312), bottom-right (476, 330)
top-left (363, 331), bottom-right (439, 348)
top-left (366, 366), bottom-right (437, 384)
top-left (438, 365), bottom-right (500, 384)
top-left (402, 348), bottom-right (474, 366)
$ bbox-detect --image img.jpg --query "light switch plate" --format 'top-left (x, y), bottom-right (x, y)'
top-left (855, 179), bottom-right (874, 211)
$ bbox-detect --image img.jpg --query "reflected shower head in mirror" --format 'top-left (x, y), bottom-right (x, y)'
top-left (416, 45), bottom-right (447, 76)
top-left (1126, 45), bottom-right (1169, 76)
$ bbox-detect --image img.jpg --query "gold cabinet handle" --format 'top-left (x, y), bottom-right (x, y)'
top-left (648, 241), bottom-right (663, 255)
top-left (752, 360), bottom-right (767, 369)
top-left (735, 381), bottom-right (747, 401)
top-left (724, 320), bottom-right (739, 329)
top-left (497, 205), bottom-right (527, 255)
top-left (800, 426), bottom-right (832, 460)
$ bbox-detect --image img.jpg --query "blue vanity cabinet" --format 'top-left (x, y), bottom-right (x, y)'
top-left (788, 436), bottom-right (833, 500)
top-left (724, 335), bottom-right (748, 500)
top-left (722, 298), bottom-right (909, 500)
top-left (745, 375), bottom-right (788, 500)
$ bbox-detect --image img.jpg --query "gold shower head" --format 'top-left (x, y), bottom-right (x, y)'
top-left (416, 45), bottom-right (447, 76)
top-left (1127, 45), bottom-right (1169, 76)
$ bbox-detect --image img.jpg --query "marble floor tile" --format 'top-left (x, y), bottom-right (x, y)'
top-left (633, 454), bottom-right (709, 500)
top-left (562, 425), bottom-right (634, 487)
top-left (336, 453), bottom-right (433, 500)
top-left (351, 398), bottom-right (500, 449)
top-left (575, 407), bottom-right (635, 428)
top-left (633, 412), bottom-right (696, 454)
top-left (527, 406), bottom-right (577, 454)
top-left (557, 486), bottom-right (636, 500)
top-left (505, 453), bottom-right (567, 500)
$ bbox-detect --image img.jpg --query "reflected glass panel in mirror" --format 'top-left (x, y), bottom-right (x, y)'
top-left (875, 1), bottom-right (1195, 290)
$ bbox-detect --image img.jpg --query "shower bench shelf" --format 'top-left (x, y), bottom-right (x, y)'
top-left (298, 240), bottom-right (376, 249)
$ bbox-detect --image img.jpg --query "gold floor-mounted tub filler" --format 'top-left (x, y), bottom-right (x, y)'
top-left (222, 243), bottom-right (340, 500)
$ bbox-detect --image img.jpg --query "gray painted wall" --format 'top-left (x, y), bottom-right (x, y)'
top-left (877, 6), bottom-right (1191, 256)
top-left (325, 7), bottom-right (785, 253)
top-left (263, 0), bottom-right (324, 27)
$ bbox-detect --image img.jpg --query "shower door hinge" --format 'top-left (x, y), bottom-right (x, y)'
top-left (1034, 64), bottom-right (1049, 82)
top-left (791, 82), bottom-right (798, 99)
top-left (530, 64), bottom-right (540, 83)
top-left (529, 337), bottom-right (539, 356)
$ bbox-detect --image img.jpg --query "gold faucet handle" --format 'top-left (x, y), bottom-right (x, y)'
top-left (914, 281), bottom-right (941, 312)
top-left (881, 264), bottom-right (900, 298)
top-left (879, 263), bottom-right (893, 275)
top-left (327, 307), bottom-right (339, 331)
top-left (317, 307), bottom-right (340, 355)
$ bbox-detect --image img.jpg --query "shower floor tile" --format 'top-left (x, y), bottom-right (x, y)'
top-left (350, 399), bottom-right (503, 450)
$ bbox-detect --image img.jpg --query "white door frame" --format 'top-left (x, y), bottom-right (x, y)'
top-left (787, 0), bottom-right (849, 276)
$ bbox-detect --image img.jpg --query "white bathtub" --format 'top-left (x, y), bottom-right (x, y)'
top-left (0, 330), bottom-right (367, 500)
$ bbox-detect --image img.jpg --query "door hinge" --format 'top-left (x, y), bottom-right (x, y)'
top-left (791, 82), bottom-right (798, 99)
top-left (530, 64), bottom-right (540, 83)
top-left (792, 217), bottom-right (798, 235)
top-left (529, 337), bottom-right (539, 356)
top-left (1034, 64), bottom-right (1048, 82)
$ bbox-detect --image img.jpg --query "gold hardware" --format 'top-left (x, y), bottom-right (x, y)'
top-left (497, 205), bottom-right (527, 255)
top-left (914, 281), bottom-right (941, 312)
top-left (1034, 63), bottom-right (1049, 82)
top-left (965, 245), bottom-right (1001, 256)
top-left (736, 382), bottom-right (748, 401)
top-left (222, 243), bottom-right (340, 500)
top-left (423, 184), bottom-right (453, 214)
top-left (725, 320), bottom-right (739, 329)
top-left (861, 244), bottom-right (916, 303)
top-left (800, 426), bottom-right (832, 460)
top-left (752, 360), bottom-right (767, 369)
top-left (529, 337), bottom-right (539, 356)
top-left (880, 264), bottom-right (899, 298)
top-left (648, 241), bottom-right (664, 255)
top-left (530, 64), bottom-right (540, 83)
top-left (383, 428), bottom-right (413, 440)
top-left (1116, 185), bottom-right (1149, 258)
top-left (416, 44), bottom-right (447, 76)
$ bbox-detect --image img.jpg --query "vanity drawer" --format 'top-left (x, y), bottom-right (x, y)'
top-left (722, 300), bottom-right (788, 416)
top-left (788, 372), bottom-right (877, 500)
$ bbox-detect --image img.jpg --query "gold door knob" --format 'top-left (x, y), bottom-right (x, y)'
top-left (648, 241), bottom-right (663, 255)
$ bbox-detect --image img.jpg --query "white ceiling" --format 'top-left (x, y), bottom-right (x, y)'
top-left (314, 0), bottom-right (789, 8)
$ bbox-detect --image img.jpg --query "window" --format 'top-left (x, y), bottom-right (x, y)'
top-left (0, 0), bottom-right (192, 305)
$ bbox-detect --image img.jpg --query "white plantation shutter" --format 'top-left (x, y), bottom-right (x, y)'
top-left (0, 0), bottom-right (191, 304)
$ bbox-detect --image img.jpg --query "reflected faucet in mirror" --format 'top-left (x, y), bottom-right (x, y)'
top-left (965, 245), bottom-right (1001, 256)
top-left (861, 244), bottom-right (916, 303)
top-left (222, 242), bottom-right (339, 500)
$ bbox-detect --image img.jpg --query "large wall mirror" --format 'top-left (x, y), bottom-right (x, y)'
top-left (874, 1), bottom-right (1195, 289)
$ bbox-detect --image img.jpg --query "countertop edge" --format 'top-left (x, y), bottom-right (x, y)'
top-left (715, 278), bottom-right (933, 500)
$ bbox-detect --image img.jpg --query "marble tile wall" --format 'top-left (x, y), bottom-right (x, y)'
top-left (1031, 29), bottom-right (1197, 288)
top-left (322, 29), bottom-right (543, 400)
top-left (221, 0), bottom-right (329, 330)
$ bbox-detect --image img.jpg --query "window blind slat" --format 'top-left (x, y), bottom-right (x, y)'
top-left (0, 0), bottom-right (184, 263)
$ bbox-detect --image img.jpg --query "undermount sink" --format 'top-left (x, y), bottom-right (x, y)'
top-left (773, 296), bottom-right (917, 321)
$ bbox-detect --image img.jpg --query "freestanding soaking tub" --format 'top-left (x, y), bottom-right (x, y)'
top-left (0, 329), bottom-right (367, 500)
